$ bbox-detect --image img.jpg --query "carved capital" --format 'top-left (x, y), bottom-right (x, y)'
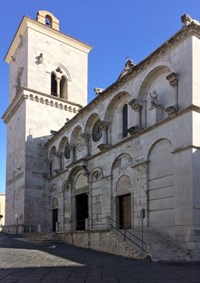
top-left (165, 105), bottom-right (177, 116)
top-left (98, 144), bottom-right (111, 151)
top-left (127, 126), bottom-right (141, 135)
top-left (129, 99), bottom-right (142, 111)
top-left (99, 121), bottom-right (109, 130)
top-left (166, 72), bottom-right (179, 87)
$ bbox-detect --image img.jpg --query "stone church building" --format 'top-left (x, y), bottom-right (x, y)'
top-left (2, 11), bottom-right (200, 260)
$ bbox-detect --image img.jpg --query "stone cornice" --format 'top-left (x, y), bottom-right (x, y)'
top-left (2, 87), bottom-right (83, 124)
top-left (2, 89), bottom-right (27, 124)
top-left (172, 144), bottom-right (200, 154)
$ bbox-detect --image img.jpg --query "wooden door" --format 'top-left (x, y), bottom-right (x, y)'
top-left (119, 194), bottom-right (131, 229)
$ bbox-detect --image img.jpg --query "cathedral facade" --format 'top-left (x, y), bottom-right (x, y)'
top-left (2, 11), bottom-right (200, 260)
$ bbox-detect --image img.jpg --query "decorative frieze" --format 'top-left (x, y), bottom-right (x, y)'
top-left (2, 88), bottom-right (80, 124)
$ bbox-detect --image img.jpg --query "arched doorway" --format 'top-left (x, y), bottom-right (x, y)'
top-left (116, 175), bottom-right (132, 229)
top-left (76, 193), bottom-right (88, 230)
top-left (70, 168), bottom-right (89, 231)
top-left (52, 197), bottom-right (58, 232)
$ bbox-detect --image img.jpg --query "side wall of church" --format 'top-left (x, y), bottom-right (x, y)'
top-left (45, 34), bottom-right (198, 254)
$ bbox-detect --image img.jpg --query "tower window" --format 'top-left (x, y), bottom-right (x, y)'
top-left (45, 15), bottom-right (52, 27)
top-left (122, 104), bottom-right (128, 138)
top-left (51, 73), bottom-right (57, 96)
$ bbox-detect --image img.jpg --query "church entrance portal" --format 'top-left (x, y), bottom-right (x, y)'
top-left (76, 193), bottom-right (88, 230)
top-left (119, 194), bottom-right (131, 229)
top-left (52, 208), bottom-right (58, 232)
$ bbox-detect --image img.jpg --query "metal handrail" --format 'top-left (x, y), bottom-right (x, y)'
top-left (107, 216), bottom-right (146, 257)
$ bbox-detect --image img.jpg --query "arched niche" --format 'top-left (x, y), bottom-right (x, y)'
top-left (70, 126), bottom-right (83, 161)
top-left (111, 153), bottom-right (133, 181)
top-left (58, 137), bottom-right (69, 169)
top-left (104, 92), bottom-right (131, 144)
top-left (138, 65), bottom-right (173, 127)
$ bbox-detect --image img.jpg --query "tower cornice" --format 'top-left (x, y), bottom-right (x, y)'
top-left (2, 87), bottom-right (83, 124)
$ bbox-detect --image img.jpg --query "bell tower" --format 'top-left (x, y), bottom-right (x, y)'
top-left (2, 11), bottom-right (92, 232)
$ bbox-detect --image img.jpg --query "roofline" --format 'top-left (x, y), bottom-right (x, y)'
top-left (5, 15), bottom-right (93, 63)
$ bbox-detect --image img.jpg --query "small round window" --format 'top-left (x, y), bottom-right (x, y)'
top-left (92, 120), bottom-right (102, 142)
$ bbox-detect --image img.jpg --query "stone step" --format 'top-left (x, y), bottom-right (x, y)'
top-left (121, 228), bottom-right (193, 261)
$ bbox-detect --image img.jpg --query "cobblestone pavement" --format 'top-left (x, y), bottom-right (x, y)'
top-left (0, 232), bottom-right (200, 283)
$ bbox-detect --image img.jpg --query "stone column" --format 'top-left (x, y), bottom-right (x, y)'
top-left (128, 99), bottom-right (142, 134)
top-left (82, 133), bottom-right (90, 157)
top-left (97, 121), bottom-right (111, 151)
top-left (56, 77), bottom-right (61, 98)
top-left (69, 145), bottom-right (75, 163)
top-left (100, 121), bottom-right (109, 144)
top-left (166, 72), bottom-right (179, 115)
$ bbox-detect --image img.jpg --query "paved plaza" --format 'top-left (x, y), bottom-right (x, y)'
top-left (0, 232), bottom-right (199, 283)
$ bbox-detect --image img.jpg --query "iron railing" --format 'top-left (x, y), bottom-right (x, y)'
top-left (107, 216), bottom-right (147, 258)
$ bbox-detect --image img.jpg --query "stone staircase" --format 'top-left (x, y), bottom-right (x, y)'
top-left (17, 230), bottom-right (142, 259)
top-left (124, 228), bottom-right (192, 262)
top-left (57, 229), bottom-right (142, 259)
top-left (17, 228), bottom-right (192, 261)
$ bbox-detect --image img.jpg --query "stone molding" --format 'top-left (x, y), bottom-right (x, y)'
top-left (97, 144), bottom-right (112, 151)
top-left (2, 87), bottom-right (81, 124)
top-left (2, 89), bottom-right (27, 124)
top-left (172, 144), bottom-right (200, 154)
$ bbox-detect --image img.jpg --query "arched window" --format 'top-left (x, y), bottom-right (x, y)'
top-left (60, 76), bottom-right (68, 100)
top-left (45, 15), bottom-right (52, 27)
top-left (51, 73), bottom-right (57, 96)
top-left (122, 104), bottom-right (128, 138)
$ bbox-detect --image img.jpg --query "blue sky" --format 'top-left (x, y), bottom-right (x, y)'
top-left (0, 0), bottom-right (200, 193)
